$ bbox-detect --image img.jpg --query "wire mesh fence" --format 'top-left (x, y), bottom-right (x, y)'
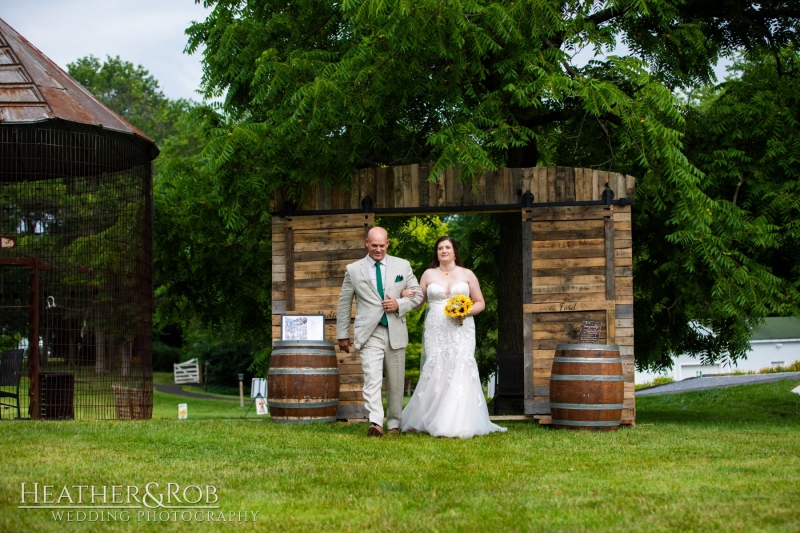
top-left (0, 124), bottom-right (153, 420)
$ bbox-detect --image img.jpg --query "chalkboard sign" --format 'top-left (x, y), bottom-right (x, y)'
top-left (580, 321), bottom-right (601, 344)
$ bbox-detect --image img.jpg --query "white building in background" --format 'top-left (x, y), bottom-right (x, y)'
top-left (635, 317), bottom-right (800, 384)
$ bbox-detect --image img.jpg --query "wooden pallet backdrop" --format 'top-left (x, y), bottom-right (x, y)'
top-left (271, 165), bottom-right (635, 212)
top-left (271, 165), bottom-right (636, 423)
top-left (522, 205), bottom-right (634, 422)
top-left (272, 213), bottom-right (374, 419)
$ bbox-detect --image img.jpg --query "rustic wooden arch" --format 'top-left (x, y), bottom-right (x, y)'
top-left (271, 165), bottom-right (635, 423)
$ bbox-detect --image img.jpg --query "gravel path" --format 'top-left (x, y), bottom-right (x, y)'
top-left (154, 384), bottom-right (239, 401)
top-left (636, 372), bottom-right (800, 396)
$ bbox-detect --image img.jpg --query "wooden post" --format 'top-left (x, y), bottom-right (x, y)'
top-left (604, 216), bottom-right (616, 301)
top-left (521, 212), bottom-right (534, 414)
top-left (285, 224), bottom-right (295, 311)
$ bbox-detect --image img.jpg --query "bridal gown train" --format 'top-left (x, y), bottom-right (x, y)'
top-left (400, 281), bottom-right (507, 438)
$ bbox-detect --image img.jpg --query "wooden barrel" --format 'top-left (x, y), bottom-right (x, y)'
top-left (268, 340), bottom-right (339, 423)
top-left (549, 344), bottom-right (623, 431)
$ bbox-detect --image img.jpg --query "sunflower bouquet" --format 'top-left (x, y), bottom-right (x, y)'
top-left (444, 294), bottom-right (473, 325)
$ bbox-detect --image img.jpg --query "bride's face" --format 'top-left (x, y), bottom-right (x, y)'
top-left (437, 241), bottom-right (454, 263)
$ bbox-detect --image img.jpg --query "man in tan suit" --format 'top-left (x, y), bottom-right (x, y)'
top-left (337, 227), bottom-right (424, 437)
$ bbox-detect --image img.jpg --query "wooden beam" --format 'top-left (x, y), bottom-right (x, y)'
top-left (604, 216), bottom-right (616, 301)
top-left (522, 214), bottom-right (535, 414)
top-left (285, 226), bottom-right (295, 311)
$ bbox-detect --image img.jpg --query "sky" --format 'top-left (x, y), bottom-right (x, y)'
top-left (2, 0), bottom-right (212, 102)
top-left (2, 1), bottom-right (732, 105)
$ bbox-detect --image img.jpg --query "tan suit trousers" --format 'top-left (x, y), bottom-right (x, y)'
top-left (359, 324), bottom-right (405, 429)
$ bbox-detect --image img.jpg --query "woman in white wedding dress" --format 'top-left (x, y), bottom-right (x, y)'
top-left (399, 236), bottom-right (507, 438)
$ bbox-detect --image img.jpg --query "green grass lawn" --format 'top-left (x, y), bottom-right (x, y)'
top-left (1, 380), bottom-right (799, 532)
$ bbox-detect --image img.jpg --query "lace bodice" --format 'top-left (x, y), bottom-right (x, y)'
top-left (427, 281), bottom-right (470, 302)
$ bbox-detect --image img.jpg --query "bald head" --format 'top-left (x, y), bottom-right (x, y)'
top-left (366, 226), bottom-right (390, 261)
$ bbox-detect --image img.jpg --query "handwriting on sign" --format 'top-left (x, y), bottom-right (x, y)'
top-left (323, 311), bottom-right (337, 319)
top-left (559, 303), bottom-right (576, 311)
top-left (1, 236), bottom-right (15, 249)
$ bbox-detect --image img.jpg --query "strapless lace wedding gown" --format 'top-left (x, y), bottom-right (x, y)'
top-left (400, 282), bottom-right (507, 438)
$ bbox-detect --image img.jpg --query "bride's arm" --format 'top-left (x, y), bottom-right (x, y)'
top-left (401, 270), bottom-right (429, 310)
top-left (466, 269), bottom-right (486, 316)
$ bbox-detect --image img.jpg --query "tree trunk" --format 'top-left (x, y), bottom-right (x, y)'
top-left (496, 213), bottom-right (524, 356)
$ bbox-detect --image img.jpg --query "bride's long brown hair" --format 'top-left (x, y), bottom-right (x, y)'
top-left (428, 236), bottom-right (465, 269)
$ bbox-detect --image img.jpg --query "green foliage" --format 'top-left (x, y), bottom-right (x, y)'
top-left (181, 322), bottom-right (255, 386)
top-left (185, 1), bottom-right (800, 372)
top-left (375, 216), bottom-right (449, 382)
top-left (630, 48), bottom-right (800, 370)
top-left (67, 55), bottom-right (195, 149)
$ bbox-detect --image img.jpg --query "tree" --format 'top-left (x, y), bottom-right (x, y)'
top-left (67, 55), bottom-right (194, 149)
top-left (186, 1), bottom-right (800, 369)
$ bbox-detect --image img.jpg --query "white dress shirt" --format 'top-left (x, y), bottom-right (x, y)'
top-left (366, 255), bottom-right (387, 297)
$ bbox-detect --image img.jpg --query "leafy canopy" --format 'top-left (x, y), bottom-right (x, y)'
top-left (185, 1), bottom-right (800, 369)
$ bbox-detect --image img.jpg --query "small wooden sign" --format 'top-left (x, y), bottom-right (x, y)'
top-left (580, 321), bottom-right (601, 344)
top-left (280, 314), bottom-right (325, 341)
top-left (1, 236), bottom-right (15, 249)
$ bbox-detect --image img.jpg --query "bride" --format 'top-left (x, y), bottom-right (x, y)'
top-left (399, 236), bottom-right (507, 438)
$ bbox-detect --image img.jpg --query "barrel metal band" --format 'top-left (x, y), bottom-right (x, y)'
top-left (555, 344), bottom-right (620, 351)
top-left (268, 368), bottom-right (339, 375)
top-left (550, 402), bottom-right (624, 410)
top-left (272, 349), bottom-right (335, 356)
top-left (550, 374), bottom-right (624, 381)
top-left (552, 420), bottom-right (620, 427)
top-left (553, 357), bottom-right (622, 364)
top-left (271, 417), bottom-right (338, 424)
top-left (273, 340), bottom-right (334, 347)
top-left (268, 399), bottom-right (339, 409)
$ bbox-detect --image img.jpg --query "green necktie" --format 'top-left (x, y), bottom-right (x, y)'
top-left (375, 261), bottom-right (388, 326)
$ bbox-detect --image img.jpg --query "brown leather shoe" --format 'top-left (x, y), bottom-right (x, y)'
top-left (388, 428), bottom-right (400, 435)
top-left (367, 424), bottom-right (384, 437)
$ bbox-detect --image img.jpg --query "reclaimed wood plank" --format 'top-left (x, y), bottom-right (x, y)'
top-left (531, 292), bottom-right (607, 303)
top-left (532, 247), bottom-right (605, 260)
top-left (531, 219), bottom-right (605, 231)
top-left (444, 167), bottom-right (454, 206)
top-left (532, 257), bottom-right (606, 268)
top-left (606, 307), bottom-right (616, 344)
top-left (531, 238), bottom-right (605, 249)
top-left (625, 174), bottom-right (636, 200)
top-left (294, 239), bottom-right (366, 252)
top-left (288, 214), bottom-right (371, 230)
top-left (523, 301), bottom-right (615, 313)
top-left (402, 165), bottom-right (413, 207)
top-left (418, 163), bottom-right (428, 207)
top-left (522, 167), bottom-right (534, 200)
top-left (546, 166), bottom-right (556, 203)
top-left (285, 226), bottom-right (294, 311)
top-left (393, 166), bottom-right (404, 208)
top-left (527, 205), bottom-right (610, 221)
top-left (484, 170), bottom-right (497, 205)
top-left (531, 228), bottom-right (605, 240)
top-left (605, 216), bottom-right (616, 300)
top-left (615, 304), bottom-right (634, 319)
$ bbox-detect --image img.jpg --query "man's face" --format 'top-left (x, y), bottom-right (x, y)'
top-left (366, 232), bottom-right (389, 262)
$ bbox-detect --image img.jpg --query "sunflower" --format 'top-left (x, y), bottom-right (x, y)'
top-left (444, 294), bottom-right (474, 319)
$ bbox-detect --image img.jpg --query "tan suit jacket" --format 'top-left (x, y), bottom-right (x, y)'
top-left (336, 255), bottom-right (423, 350)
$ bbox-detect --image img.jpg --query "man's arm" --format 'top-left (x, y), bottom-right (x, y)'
top-left (337, 267), bottom-right (355, 345)
top-left (396, 263), bottom-right (423, 317)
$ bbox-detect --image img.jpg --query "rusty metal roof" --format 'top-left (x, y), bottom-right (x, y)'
top-left (0, 17), bottom-right (157, 152)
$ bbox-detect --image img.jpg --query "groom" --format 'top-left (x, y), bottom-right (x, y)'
top-left (337, 227), bottom-right (424, 437)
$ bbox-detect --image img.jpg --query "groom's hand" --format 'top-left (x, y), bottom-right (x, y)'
top-left (383, 295), bottom-right (399, 313)
top-left (338, 339), bottom-right (350, 353)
